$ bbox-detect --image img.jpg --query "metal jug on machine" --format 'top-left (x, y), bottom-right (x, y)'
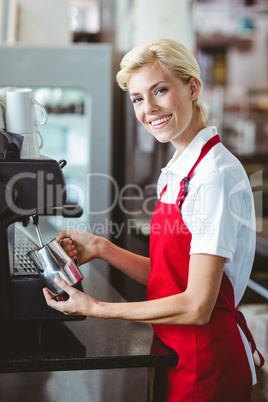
top-left (27, 216), bottom-right (83, 296)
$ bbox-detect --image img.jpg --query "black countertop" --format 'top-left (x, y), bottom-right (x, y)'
top-left (0, 263), bottom-right (178, 373)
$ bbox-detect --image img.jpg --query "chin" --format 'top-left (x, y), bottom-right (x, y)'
top-left (157, 138), bottom-right (170, 144)
top-left (153, 134), bottom-right (172, 144)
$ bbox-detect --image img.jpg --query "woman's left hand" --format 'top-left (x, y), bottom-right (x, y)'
top-left (43, 277), bottom-right (98, 316)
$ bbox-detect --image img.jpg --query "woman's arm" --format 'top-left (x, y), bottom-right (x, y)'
top-left (57, 230), bottom-right (151, 285)
top-left (43, 253), bottom-right (225, 326)
top-left (100, 238), bottom-right (151, 285)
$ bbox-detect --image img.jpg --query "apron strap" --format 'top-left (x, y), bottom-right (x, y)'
top-left (235, 308), bottom-right (265, 385)
top-left (217, 274), bottom-right (265, 386)
top-left (159, 184), bottom-right (167, 201)
top-left (159, 134), bottom-right (221, 205)
top-left (176, 134), bottom-right (221, 210)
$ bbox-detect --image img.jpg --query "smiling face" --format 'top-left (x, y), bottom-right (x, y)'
top-left (128, 63), bottom-right (206, 152)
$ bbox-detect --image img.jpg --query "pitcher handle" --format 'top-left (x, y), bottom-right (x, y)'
top-left (37, 130), bottom-right (44, 149)
top-left (32, 98), bottom-right (47, 126)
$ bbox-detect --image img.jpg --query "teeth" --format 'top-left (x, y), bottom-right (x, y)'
top-left (151, 115), bottom-right (171, 126)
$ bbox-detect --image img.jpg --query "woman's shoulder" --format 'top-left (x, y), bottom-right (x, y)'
top-left (196, 143), bottom-right (250, 189)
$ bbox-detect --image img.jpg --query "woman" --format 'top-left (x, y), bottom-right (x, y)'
top-left (43, 39), bottom-right (264, 401)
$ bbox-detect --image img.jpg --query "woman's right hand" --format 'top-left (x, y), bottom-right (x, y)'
top-left (57, 229), bottom-right (102, 266)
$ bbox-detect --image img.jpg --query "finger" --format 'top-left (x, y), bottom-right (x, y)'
top-left (69, 249), bottom-right (78, 258)
top-left (54, 277), bottom-right (75, 296)
top-left (57, 230), bottom-right (73, 242)
top-left (61, 243), bottom-right (76, 254)
top-left (43, 287), bottom-right (68, 313)
top-left (43, 288), bottom-right (58, 307)
top-left (60, 239), bottom-right (73, 248)
top-left (61, 248), bottom-right (78, 261)
top-left (56, 294), bottom-right (66, 302)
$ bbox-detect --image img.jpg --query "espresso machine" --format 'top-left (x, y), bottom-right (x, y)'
top-left (0, 88), bottom-right (85, 322)
top-left (0, 147), bottom-right (85, 322)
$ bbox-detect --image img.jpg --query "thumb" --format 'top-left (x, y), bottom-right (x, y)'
top-left (56, 231), bottom-right (67, 242)
top-left (54, 277), bottom-right (74, 295)
top-left (57, 230), bottom-right (72, 242)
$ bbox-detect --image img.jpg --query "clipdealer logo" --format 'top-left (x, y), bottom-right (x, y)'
top-left (5, 170), bottom-right (264, 236)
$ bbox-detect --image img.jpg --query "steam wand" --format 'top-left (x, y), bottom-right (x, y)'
top-left (33, 214), bottom-right (44, 248)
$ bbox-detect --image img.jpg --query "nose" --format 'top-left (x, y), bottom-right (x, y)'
top-left (144, 96), bottom-right (159, 114)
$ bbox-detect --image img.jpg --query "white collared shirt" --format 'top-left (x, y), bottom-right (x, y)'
top-left (157, 126), bottom-right (256, 383)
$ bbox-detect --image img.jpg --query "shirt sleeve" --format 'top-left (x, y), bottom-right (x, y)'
top-left (182, 170), bottom-right (252, 262)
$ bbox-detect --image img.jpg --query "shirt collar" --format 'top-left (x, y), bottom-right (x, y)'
top-left (161, 126), bottom-right (218, 175)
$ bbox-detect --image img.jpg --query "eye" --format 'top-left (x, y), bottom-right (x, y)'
top-left (132, 97), bottom-right (143, 104)
top-left (155, 87), bottom-right (167, 95)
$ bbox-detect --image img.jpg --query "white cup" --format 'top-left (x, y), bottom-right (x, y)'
top-left (20, 130), bottom-right (44, 159)
top-left (5, 88), bottom-right (47, 134)
top-left (0, 86), bottom-right (17, 106)
top-left (0, 106), bottom-right (4, 129)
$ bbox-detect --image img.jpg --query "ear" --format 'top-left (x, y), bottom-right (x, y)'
top-left (189, 77), bottom-right (199, 101)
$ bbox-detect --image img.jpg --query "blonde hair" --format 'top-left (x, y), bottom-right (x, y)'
top-left (116, 39), bottom-right (208, 122)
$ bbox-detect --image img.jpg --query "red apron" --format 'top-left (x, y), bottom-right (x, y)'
top-left (148, 135), bottom-right (264, 401)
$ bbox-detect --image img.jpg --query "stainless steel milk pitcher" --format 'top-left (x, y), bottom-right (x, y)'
top-left (27, 239), bottom-right (83, 296)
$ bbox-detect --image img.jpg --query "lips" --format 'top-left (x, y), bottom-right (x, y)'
top-left (150, 114), bottom-right (172, 127)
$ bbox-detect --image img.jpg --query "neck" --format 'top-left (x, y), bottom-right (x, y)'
top-left (172, 113), bottom-right (207, 156)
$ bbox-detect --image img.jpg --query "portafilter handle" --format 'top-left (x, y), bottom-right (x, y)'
top-left (58, 159), bottom-right (67, 169)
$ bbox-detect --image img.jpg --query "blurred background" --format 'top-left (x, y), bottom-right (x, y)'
top-left (0, 1), bottom-right (267, 400)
